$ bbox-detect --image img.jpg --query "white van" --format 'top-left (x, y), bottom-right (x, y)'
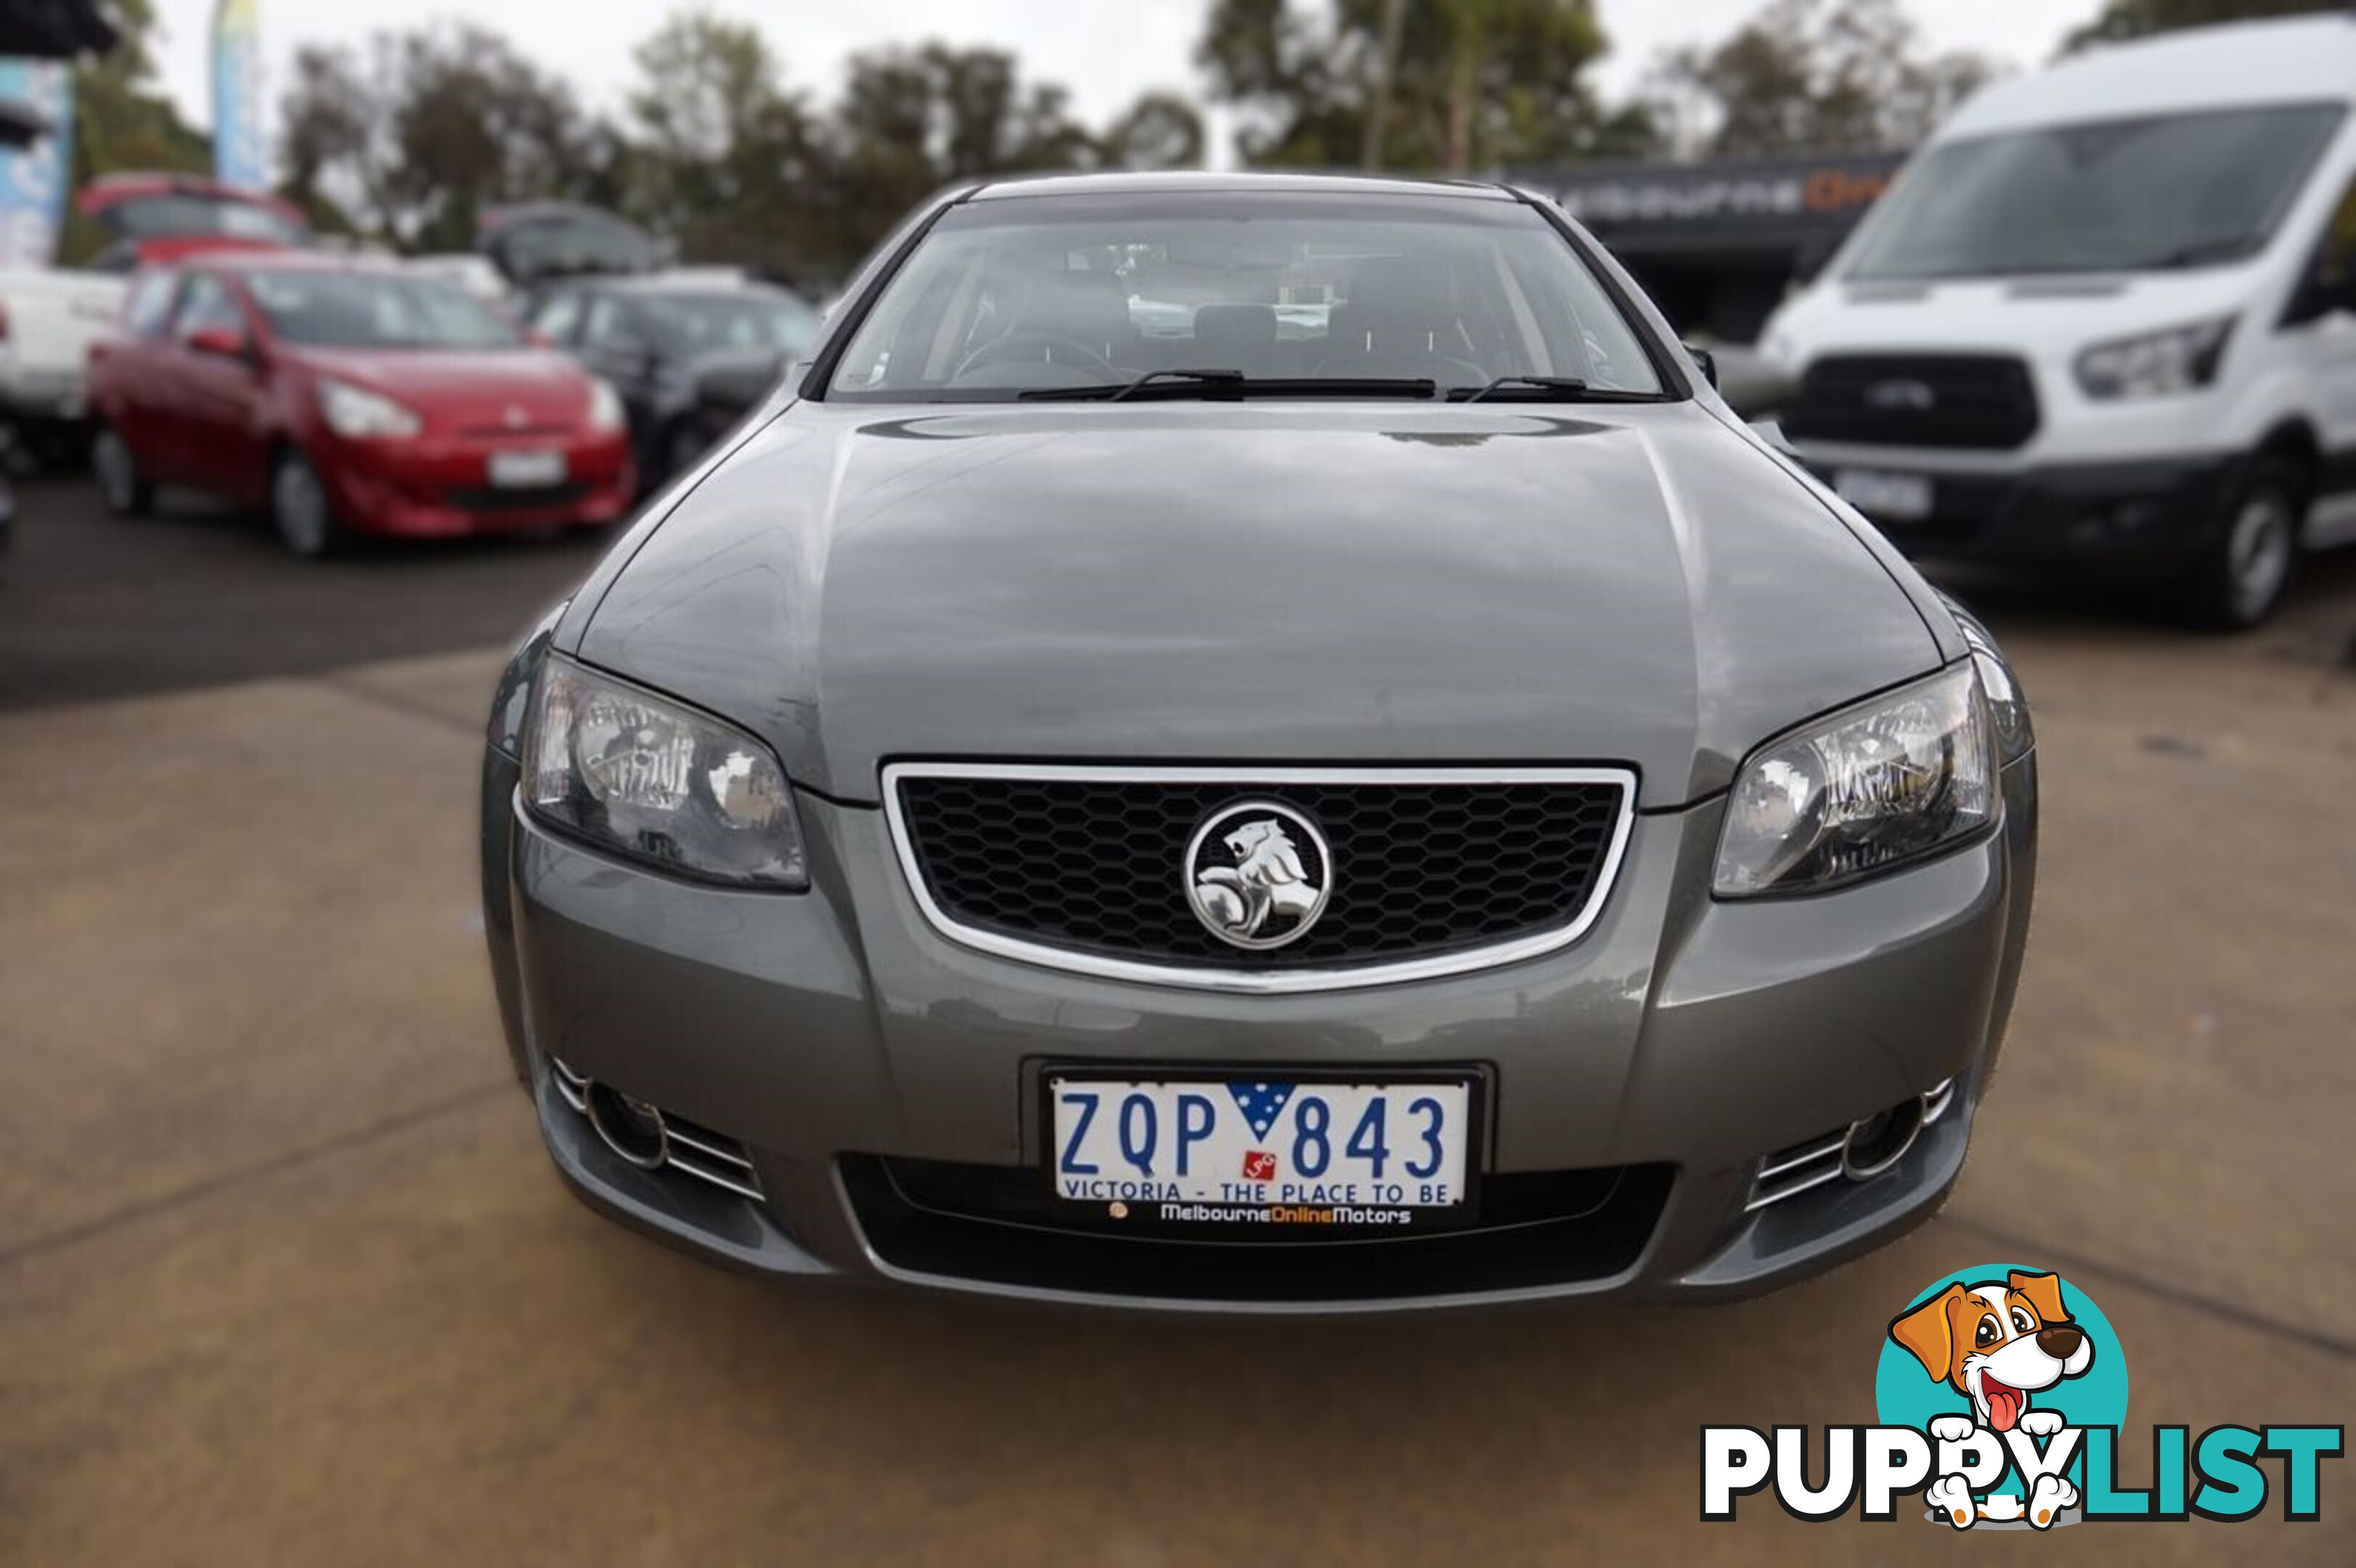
top-left (1760, 15), bottom-right (2356, 626)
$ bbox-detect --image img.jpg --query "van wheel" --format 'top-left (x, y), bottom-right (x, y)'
top-left (272, 451), bottom-right (346, 560)
top-left (2182, 455), bottom-right (2303, 631)
top-left (92, 426), bottom-right (152, 517)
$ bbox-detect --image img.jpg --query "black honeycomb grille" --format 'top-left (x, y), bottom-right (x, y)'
top-left (892, 772), bottom-right (1629, 971)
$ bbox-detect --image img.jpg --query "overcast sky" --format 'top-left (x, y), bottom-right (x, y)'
top-left (150, 0), bottom-right (2107, 163)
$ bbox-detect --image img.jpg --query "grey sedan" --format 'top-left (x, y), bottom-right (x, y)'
top-left (481, 172), bottom-right (2037, 1312)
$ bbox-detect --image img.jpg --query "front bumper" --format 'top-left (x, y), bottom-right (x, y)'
top-left (1795, 451), bottom-right (2243, 575)
top-left (483, 738), bottom-right (2037, 1312)
top-left (317, 429), bottom-right (636, 539)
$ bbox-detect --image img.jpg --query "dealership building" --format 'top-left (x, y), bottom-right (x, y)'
top-left (1515, 151), bottom-right (1905, 345)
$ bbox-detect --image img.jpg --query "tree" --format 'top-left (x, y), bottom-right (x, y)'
top-left (2066, 0), bottom-right (2341, 49)
top-left (279, 25), bottom-right (618, 251)
top-left (1099, 91), bottom-right (1207, 170)
top-left (1645, 0), bottom-right (1994, 158)
top-left (284, 15), bottom-right (1207, 285)
top-left (817, 44), bottom-right (1200, 277)
top-left (60, 0), bottom-right (211, 261)
top-left (1198, 0), bottom-right (1651, 173)
top-left (623, 14), bottom-right (823, 272)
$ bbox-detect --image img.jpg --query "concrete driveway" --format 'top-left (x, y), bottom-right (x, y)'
top-left (4, 480), bottom-right (2352, 1563)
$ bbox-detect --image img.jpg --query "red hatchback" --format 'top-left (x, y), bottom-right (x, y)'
top-left (86, 253), bottom-right (635, 556)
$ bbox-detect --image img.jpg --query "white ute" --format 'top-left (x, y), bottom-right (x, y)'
top-left (0, 265), bottom-right (123, 455)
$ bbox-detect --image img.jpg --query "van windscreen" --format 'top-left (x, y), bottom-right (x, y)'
top-left (1846, 102), bottom-right (2345, 279)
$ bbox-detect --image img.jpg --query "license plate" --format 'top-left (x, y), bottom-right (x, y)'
top-left (1835, 467), bottom-right (1933, 521)
top-left (1048, 1074), bottom-right (1474, 1230)
top-left (488, 449), bottom-right (566, 489)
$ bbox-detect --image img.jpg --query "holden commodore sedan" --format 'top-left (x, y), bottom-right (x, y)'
top-left (481, 173), bottom-right (2037, 1312)
top-left (88, 253), bottom-right (634, 556)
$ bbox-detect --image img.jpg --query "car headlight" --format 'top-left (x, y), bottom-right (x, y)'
top-left (523, 656), bottom-right (808, 889)
top-left (1940, 597), bottom-right (2034, 767)
top-left (1713, 662), bottom-right (1997, 898)
top-left (2074, 316), bottom-right (2233, 400)
top-left (317, 377), bottom-right (423, 438)
top-left (585, 377), bottom-right (626, 431)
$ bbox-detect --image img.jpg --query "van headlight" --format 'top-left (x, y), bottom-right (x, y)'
top-left (1713, 662), bottom-right (1997, 898)
top-left (523, 656), bottom-right (808, 889)
top-left (2074, 316), bottom-right (2234, 400)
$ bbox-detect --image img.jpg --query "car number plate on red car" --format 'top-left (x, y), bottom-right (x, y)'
top-left (1048, 1074), bottom-right (1474, 1230)
top-left (489, 449), bottom-right (567, 489)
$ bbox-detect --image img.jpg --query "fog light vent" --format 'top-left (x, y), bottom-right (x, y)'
top-left (547, 1057), bottom-right (765, 1201)
top-left (1745, 1076), bottom-right (1956, 1213)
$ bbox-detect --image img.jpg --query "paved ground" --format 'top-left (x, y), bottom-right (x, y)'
top-left (0, 476), bottom-right (607, 709)
top-left (4, 475), bottom-right (2353, 1563)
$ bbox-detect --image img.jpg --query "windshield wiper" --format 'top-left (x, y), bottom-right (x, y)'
top-left (1448, 375), bottom-right (1660, 404)
top-left (1016, 368), bottom-right (1243, 401)
top-left (1019, 372), bottom-right (1438, 401)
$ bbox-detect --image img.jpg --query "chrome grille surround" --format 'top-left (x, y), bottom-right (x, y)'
top-left (881, 762), bottom-right (1638, 995)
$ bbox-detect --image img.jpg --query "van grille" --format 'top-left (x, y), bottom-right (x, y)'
top-left (1783, 354), bottom-right (2039, 450)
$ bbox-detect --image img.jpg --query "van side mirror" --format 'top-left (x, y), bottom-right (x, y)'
top-left (1684, 343), bottom-right (1719, 389)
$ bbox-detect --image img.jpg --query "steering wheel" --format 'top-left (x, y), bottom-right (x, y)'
top-left (955, 332), bottom-right (1121, 382)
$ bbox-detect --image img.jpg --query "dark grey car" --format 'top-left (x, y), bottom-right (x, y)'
top-left (481, 173), bottom-right (2037, 1312)
top-left (528, 274), bottom-right (819, 486)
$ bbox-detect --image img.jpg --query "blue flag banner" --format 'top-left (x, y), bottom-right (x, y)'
top-left (212, 0), bottom-right (266, 191)
top-left (0, 58), bottom-right (73, 268)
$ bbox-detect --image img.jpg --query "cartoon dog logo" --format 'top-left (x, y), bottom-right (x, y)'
top-left (1889, 1268), bottom-right (2095, 1529)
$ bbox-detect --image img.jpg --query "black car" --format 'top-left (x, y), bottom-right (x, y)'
top-left (477, 203), bottom-right (664, 293)
top-left (529, 274), bottom-right (820, 485)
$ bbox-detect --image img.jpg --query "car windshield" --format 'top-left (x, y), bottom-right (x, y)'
top-left (1845, 102), bottom-right (2346, 279)
top-left (492, 216), bottom-right (661, 279)
top-left (826, 189), bottom-right (1666, 400)
top-left (99, 193), bottom-right (307, 245)
top-left (245, 271), bottom-right (526, 350)
top-left (637, 291), bottom-right (820, 357)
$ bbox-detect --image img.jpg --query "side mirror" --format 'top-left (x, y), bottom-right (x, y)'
top-left (187, 324), bottom-right (250, 362)
top-left (2288, 253), bottom-right (2356, 327)
top-left (1684, 343), bottom-right (1719, 390)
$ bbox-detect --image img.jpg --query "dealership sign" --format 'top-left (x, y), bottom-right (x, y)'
top-left (1517, 152), bottom-right (1902, 242)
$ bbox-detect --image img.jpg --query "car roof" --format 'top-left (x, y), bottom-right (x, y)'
top-left (190, 250), bottom-right (414, 277)
top-left (77, 171), bottom-right (309, 226)
top-left (555, 273), bottom-right (800, 300)
top-left (479, 200), bottom-right (645, 231)
top-left (963, 170), bottom-right (1518, 203)
top-left (1941, 15), bottom-right (2356, 139)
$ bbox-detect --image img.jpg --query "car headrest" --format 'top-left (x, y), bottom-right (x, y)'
top-left (1327, 256), bottom-right (1454, 356)
top-left (1191, 303), bottom-right (1277, 356)
top-left (1020, 269), bottom-right (1135, 346)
